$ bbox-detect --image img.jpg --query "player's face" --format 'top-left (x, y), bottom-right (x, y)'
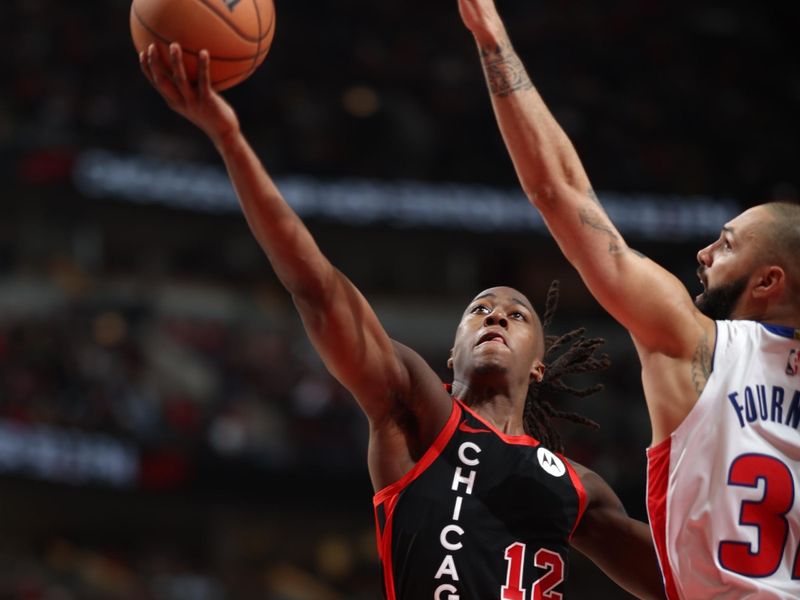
top-left (449, 286), bottom-right (544, 383)
top-left (695, 206), bottom-right (770, 319)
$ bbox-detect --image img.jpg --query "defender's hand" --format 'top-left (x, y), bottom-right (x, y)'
top-left (458, 0), bottom-right (503, 42)
top-left (139, 42), bottom-right (240, 147)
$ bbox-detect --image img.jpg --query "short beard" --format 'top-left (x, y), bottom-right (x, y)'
top-left (695, 276), bottom-right (748, 320)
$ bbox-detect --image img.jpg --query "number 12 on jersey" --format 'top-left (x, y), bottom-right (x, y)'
top-left (502, 542), bottom-right (565, 600)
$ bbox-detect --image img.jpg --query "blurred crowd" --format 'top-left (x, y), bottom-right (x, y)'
top-left (0, 286), bottom-right (367, 483)
top-left (0, 485), bottom-right (381, 600)
top-left (2, 0), bottom-right (800, 201)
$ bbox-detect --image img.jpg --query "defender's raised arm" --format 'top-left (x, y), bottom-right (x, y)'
top-left (458, 1), bottom-right (709, 356)
top-left (459, 0), bottom-right (716, 442)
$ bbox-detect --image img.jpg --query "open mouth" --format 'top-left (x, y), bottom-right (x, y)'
top-left (697, 267), bottom-right (707, 290)
top-left (477, 331), bottom-right (507, 347)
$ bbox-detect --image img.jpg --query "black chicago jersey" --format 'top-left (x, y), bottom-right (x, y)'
top-left (373, 399), bottom-right (586, 599)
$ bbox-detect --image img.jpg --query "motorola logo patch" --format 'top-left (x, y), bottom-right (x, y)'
top-left (537, 447), bottom-right (566, 477)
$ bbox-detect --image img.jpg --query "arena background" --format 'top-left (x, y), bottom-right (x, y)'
top-left (2, 0), bottom-right (800, 598)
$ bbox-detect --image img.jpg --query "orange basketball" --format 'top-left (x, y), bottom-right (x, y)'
top-left (130, 0), bottom-right (276, 91)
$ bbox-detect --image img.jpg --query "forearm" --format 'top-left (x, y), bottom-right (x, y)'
top-left (463, 4), bottom-right (629, 268)
top-left (476, 35), bottom-right (591, 205)
top-left (474, 30), bottom-right (633, 302)
top-left (215, 130), bottom-right (418, 424)
top-left (214, 130), bottom-right (334, 301)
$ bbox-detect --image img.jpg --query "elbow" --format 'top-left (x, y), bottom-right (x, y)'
top-left (287, 269), bottom-right (334, 308)
top-left (521, 177), bottom-right (585, 212)
top-left (288, 263), bottom-right (346, 313)
top-left (270, 240), bottom-right (338, 305)
top-left (521, 181), bottom-right (559, 210)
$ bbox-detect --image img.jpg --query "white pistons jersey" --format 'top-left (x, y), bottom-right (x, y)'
top-left (647, 320), bottom-right (800, 599)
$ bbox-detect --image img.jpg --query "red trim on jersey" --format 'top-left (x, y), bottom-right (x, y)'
top-left (564, 460), bottom-right (588, 540)
top-left (379, 493), bottom-right (401, 600)
top-left (459, 400), bottom-right (541, 447)
top-left (646, 437), bottom-right (680, 600)
top-left (459, 398), bottom-right (588, 537)
top-left (373, 400), bottom-right (461, 505)
top-left (373, 511), bottom-right (382, 559)
top-left (372, 400), bottom-right (461, 599)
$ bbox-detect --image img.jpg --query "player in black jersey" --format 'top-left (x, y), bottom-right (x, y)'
top-left (373, 282), bottom-right (665, 600)
top-left (139, 41), bottom-right (665, 600)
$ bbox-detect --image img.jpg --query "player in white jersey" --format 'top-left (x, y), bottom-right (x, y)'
top-left (648, 320), bottom-right (800, 598)
top-left (458, 0), bottom-right (800, 597)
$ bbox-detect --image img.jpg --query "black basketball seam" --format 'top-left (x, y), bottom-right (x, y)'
top-left (247, 0), bottom-right (262, 78)
top-left (133, 1), bottom-right (267, 62)
top-left (195, 0), bottom-right (273, 43)
top-left (257, 9), bottom-right (276, 54)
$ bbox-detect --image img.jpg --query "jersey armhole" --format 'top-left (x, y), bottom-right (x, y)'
top-left (373, 399), bottom-right (461, 506)
top-left (658, 319), bottom-right (722, 447)
top-left (564, 460), bottom-right (588, 540)
top-left (710, 319), bottom-right (720, 375)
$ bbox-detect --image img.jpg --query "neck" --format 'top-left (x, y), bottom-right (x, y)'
top-left (450, 379), bottom-right (527, 435)
top-left (733, 301), bottom-right (800, 329)
top-left (760, 317), bottom-right (800, 331)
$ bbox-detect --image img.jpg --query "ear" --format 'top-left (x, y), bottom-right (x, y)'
top-left (447, 348), bottom-right (454, 370)
top-left (752, 265), bottom-right (785, 299)
top-left (529, 358), bottom-right (545, 383)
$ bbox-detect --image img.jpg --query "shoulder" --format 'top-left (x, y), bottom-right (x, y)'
top-left (384, 339), bottom-right (455, 440)
top-left (568, 460), bottom-right (625, 513)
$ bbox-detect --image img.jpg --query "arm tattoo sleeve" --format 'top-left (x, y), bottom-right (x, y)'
top-left (690, 329), bottom-right (713, 397)
top-left (582, 189), bottom-right (647, 258)
top-left (480, 42), bottom-right (534, 97)
top-left (578, 205), bottom-right (623, 254)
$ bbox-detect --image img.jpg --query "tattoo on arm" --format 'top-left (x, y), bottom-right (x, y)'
top-left (690, 330), bottom-right (713, 397)
top-left (480, 42), bottom-right (533, 97)
top-left (578, 205), bottom-right (623, 254)
top-left (580, 190), bottom-right (647, 258)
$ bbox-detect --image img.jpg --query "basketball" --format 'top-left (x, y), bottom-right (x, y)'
top-left (130, 0), bottom-right (276, 91)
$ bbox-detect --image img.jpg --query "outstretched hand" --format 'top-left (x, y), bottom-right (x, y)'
top-left (139, 43), bottom-right (240, 146)
top-left (458, 0), bottom-right (502, 41)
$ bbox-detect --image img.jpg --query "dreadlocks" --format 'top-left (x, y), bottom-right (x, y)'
top-left (522, 280), bottom-right (610, 453)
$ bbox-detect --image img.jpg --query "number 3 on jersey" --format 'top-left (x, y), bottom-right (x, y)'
top-left (502, 542), bottom-right (565, 600)
top-left (718, 453), bottom-right (800, 579)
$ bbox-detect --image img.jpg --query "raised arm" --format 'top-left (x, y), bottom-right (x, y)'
top-left (139, 44), bottom-right (449, 438)
top-left (458, 1), bottom-right (710, 360)
top-left (459, 1), bottom-right (717, 441)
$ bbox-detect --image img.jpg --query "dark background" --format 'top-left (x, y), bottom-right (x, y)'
top-left (1, 0), bottom-right (799, 598)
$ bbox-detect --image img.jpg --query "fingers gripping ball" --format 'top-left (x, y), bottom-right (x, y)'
top-left (131, 0), bottom-right (275, 91)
